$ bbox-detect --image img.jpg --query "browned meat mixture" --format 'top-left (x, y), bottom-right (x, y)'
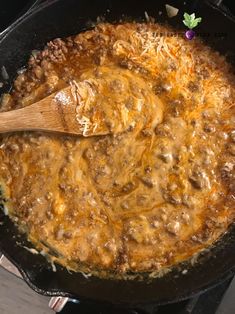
top-left (0, 22), bottom-right (234, 278)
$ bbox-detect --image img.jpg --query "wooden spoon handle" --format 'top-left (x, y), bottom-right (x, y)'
top-left (0, 105), bottom-right (47, 133)
top-left (0, 87), bottom-right (79, 135)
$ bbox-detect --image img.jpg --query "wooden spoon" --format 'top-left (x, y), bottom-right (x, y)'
top-left (0, 84), bottom-right (110, 137)
top-left (0, 67), bottom-right (163, 136)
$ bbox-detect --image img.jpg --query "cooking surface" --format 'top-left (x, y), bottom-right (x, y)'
top-left (0, 22), bottom-right (234, 277)
top-left (0, 267), bottom-right (52, 314)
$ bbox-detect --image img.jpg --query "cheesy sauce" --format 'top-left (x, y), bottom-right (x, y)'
top-left (0, 22), bottom-right (234, 278)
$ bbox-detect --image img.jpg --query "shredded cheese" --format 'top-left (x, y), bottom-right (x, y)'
top-left (76, 115), bottom-right (92, 136)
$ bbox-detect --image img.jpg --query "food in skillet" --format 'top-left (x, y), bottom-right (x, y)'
top-left (0, 22), bottom-right (234, 278)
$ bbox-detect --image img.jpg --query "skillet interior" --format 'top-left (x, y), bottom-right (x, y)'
top-left (0, 0), bottom-right (234, 306)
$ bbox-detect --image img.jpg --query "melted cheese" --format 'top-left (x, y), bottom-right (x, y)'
top-left (0, 22), bottom-right (234, 279)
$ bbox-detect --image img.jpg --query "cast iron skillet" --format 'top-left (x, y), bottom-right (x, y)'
top-left (0, 0), bottom-right (234, 307)
top-left (0, 0), bottom-right (41, 34)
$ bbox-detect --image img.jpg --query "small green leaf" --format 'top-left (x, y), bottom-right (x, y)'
top-left (183, 12), bottom-right (202, 29)
top-left (195, 17), bottom-right (202, 23)
top-left (191, 17), bottom-right (202, 28)
top-left (184, 12), bottom-right (191, 22)
top-left (183, 13), bottom-right (191, 28)
top-left (191, 20), bottom-right (198, 28)
top-left (190, 13), bottom-right (195, 19)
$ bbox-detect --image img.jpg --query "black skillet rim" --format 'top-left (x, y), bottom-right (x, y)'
top-left (0, 0), bottom-right (234, 306)
top-left (0, 0), bottom-right (43, 38)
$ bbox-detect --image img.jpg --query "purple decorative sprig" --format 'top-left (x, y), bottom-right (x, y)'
top-left (183, 13), bottom-right (202, 40)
